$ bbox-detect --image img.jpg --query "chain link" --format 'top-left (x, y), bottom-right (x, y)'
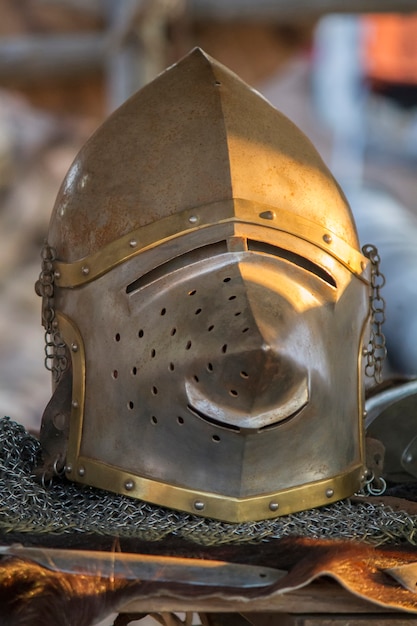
top-left (34, 241), bottom-right (68, 382)
top-left (362, 244), bottom-right (387, 384)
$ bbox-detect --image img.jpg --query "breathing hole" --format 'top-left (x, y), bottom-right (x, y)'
top-left (177, 416), bottom-right (184, 425)
top-left (152, 386), bottom-right (158, 395)
top-left (212, 435), bottom-right (221, 442)
top-left (230, 389), bottom-right (238, 397)
top-left (171, 328), bottom-right (177, 336)
top-left (193, 375), bottom-right (199, 382)
top-left (222, 344), bottom-right (228, 354)
top-left (138, 329), bottom-right (144, 338)
top-left (228, 295), bottom-right (236, 301)
top-left (151, 348), bottom-right (156, 358)
top-left (112, 370), bottom-right (118, 379)
top-left (115, 333), bottom-right (121, 342)
top-left (242, 327), bottom-right (249, 333)
top-left (151, 416), bottom-right (158, 424)
top-left (188, 289), bottom-right (196, 296)
top-left (132, 367), bottom-right (137, 376)
top-left (186, 340), bottom-right (192, 350)
top-left (160, 307), bottom-right (166, 316)
top-left (169, 362), bottom-right (175, 371)
top-left (240, 371), bottom-right (249, 379)
top-left (223, 277), bottom-right (231, 283)
top-left (207, 362), bottom-right (213, 372)
top-left (234, 311), bottom-right (242, 316)
top-left (208, 325), bottom-right (214, 332)
top-left (195, 308), bottom-right (202, 315)
top-left (128, 401), bottom-right (134, 410)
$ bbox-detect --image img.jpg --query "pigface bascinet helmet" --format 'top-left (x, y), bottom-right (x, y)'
top-left (36, 48), bottom-right (371, 523)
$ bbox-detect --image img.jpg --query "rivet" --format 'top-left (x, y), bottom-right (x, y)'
top-left (360, 261), bottom-right (366, 271)
top-left (52, 320), bottom-right (59, 328)
top-left (81, 265), bottom-right (90, 275)
top-left (259, 210), bottom-right (275, 220)
top-left (194, 500), bottom-right (205, 511)
top-left (125, 479), bottom-right (135, 491)
top-left (405, 453), bottom-right (413, 464)
top-left (72, 400), bottom-right (79, 408)
top-left (323, 233), bottom-right (332, 244)
top-left (362, 347), bottom-right (368, 356)
top-left (363, 410), bottom-right (367, 418)
top-left (53, 413), bottom-right (66, 431)
top-left (129, 239), bottom-right (137, 248)
top-left (71, 343), bottom-right (78, 352)
top-left (188, 215), bottom-right (198, 224)
top-left (65, 464), bottom-right (72, 474)
top-left (54, 270), bottom-right (61, 279)
top-left (326, 488), bottom-right (334, 498)
top-left (78, 466), bottom-right (86, 477)
top-left (269, 501), bottom-right (279, 512)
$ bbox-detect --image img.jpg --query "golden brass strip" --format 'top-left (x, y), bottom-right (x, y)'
top-left (64, 457), bottom-right (364, 524)
top-left (54, 199), bottom-right (367, 288)
top-left (56, 312), bottom-right (86, 461)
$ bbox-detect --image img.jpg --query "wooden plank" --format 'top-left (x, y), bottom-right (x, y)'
top-left (244, 614), bottom-right (417, 625)
top-left (189, 0), bottom-right (417, 18)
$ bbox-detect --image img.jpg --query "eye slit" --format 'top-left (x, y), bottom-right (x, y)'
top-left (247, 240), bottom-right (337, 288)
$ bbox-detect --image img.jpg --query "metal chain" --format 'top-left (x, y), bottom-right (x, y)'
top-left (34, 241), bottom-right (68, 382)
top-left (362, 244), bottom-right (387, 384)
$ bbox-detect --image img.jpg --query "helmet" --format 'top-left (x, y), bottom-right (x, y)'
top-left (36, 48), bottom-right (371, 523)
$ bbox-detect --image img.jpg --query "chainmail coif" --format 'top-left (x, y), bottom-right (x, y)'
top-left (1, 416), bottom-right (416, 546)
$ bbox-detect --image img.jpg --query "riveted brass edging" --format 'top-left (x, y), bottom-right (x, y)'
top-left (65, 459), bottom-right (364, 523)
top-left (56, 312), bottom-right (85, 462)
top-left (54, 199), bottom-right (368, 288)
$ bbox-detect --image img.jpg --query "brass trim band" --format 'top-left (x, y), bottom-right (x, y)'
top-left (54, 198), bottom-right (368, 288)
top-left (65, 456), bottom-right (364, 523)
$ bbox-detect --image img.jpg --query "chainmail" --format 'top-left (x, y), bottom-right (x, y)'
top-left (1, 416), bottom-right (416, 547)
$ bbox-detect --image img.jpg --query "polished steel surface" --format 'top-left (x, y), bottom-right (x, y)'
top-left (39, 48), bottom-right (371, 521)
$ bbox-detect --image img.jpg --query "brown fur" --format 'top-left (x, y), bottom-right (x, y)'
top-left (0, 557), bottom-right (140, 626)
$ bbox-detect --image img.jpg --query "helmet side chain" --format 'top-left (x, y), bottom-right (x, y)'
top-left (362, 244), bottom-right (387, 384)
top-left (35, 241), bottom-right (68, 383)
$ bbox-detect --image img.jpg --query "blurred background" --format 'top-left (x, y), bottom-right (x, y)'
top-left (1, 0), bottom-right (417, 433)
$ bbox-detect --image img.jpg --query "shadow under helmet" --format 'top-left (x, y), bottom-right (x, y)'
top-left (36, 48), bottom-right (371, 523)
